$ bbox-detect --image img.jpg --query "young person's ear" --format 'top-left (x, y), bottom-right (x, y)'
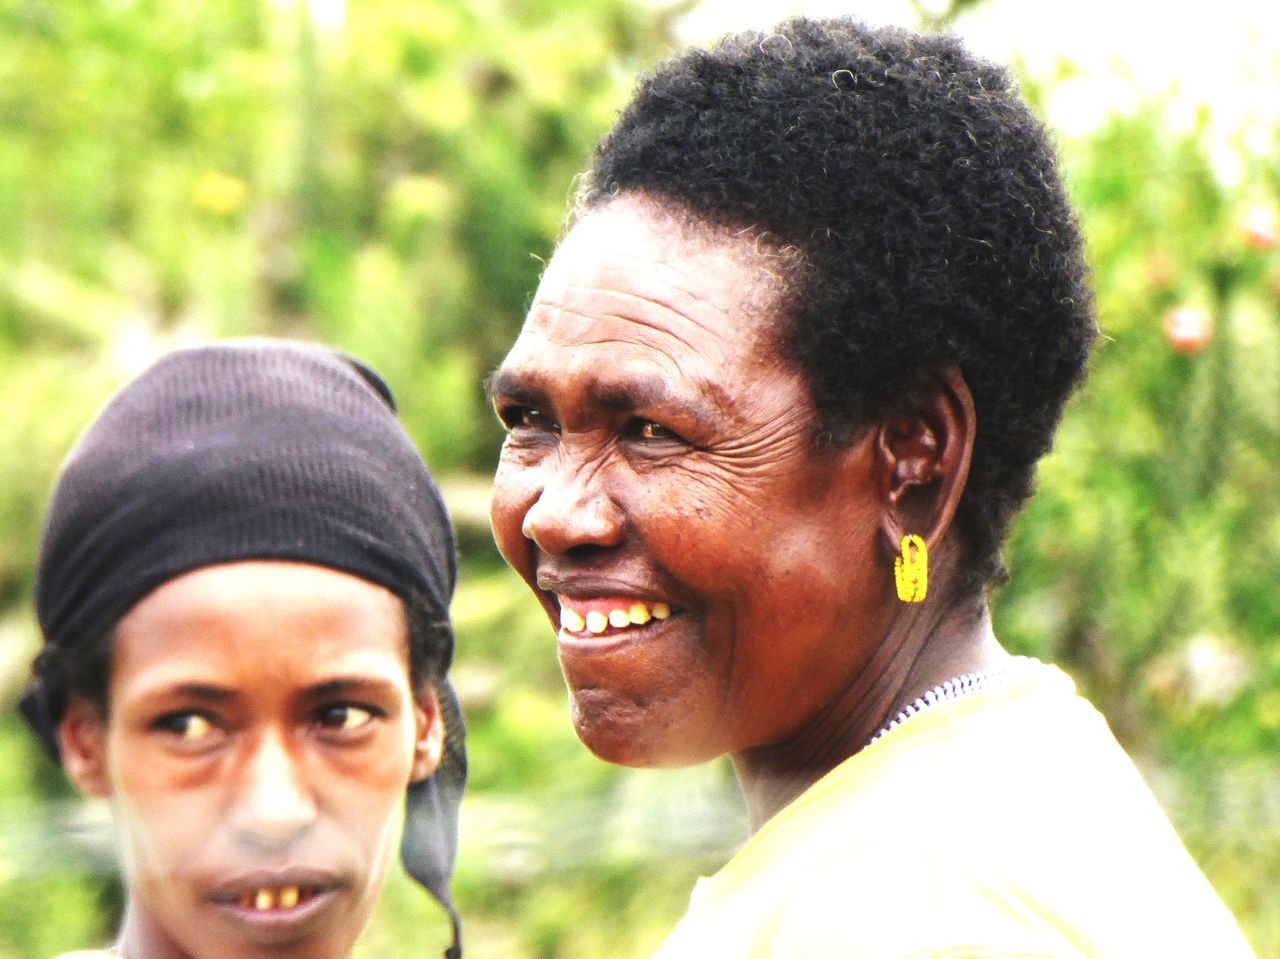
top-left (58, 698), bottom-right (111, 798)
top-left (409, 687), bottom-right (445, 783)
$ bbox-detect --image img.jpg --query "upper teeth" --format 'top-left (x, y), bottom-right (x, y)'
top-left (239, 885), bottom-right (305, 911)
top-left (561, 601), bottom-right (671, 634)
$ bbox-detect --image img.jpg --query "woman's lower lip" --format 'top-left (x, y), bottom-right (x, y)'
top-left (213, 887), bottom-right (339, 940)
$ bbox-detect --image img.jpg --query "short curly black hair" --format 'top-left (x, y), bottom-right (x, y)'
top-left (577, 18), bottom-right (1095, 586)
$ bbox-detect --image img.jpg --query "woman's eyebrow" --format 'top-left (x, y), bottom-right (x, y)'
top-left (591, 375), bottom-right (719, 430)
top-left (486, 367), bottom-right (725, 428)
top-left (483, 368), bottom-right (542, 406)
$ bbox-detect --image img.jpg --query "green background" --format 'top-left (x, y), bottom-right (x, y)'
top-left (0, 1), bottom-right (1277, 956)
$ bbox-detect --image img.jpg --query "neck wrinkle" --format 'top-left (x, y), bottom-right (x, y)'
top-left (731, 548), bottom-right (998, 833)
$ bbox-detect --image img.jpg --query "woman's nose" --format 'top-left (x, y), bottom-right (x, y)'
top-left (229, 731), bottom-right (318, 853)
top-left (521, 458), bottom-right (624, 556)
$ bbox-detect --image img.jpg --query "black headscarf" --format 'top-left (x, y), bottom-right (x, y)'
top-left (20, 339), bottom-right (466, 958)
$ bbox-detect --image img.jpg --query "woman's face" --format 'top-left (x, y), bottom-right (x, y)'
top-left (489, 196), bottom-right (890, 767)
top-left (60, 561), bottom-right (441, 959)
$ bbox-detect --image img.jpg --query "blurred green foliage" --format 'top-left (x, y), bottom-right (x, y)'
top-left (0, 1), bottom-right (1277, 957)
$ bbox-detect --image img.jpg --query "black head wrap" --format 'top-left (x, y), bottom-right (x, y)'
top-left (19, 338), bottom-right (466, 958)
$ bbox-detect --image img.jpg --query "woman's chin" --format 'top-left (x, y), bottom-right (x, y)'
top-left (569, 686), bottom-right (722, 769)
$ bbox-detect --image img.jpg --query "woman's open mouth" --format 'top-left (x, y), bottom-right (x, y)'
top-left (556, 595), bottom-right (675, 638)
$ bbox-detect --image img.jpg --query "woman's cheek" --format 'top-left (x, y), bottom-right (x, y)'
top-left (490, 469), bottom-right (539, 560)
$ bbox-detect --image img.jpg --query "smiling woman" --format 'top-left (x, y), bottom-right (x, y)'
top-left (490, 201), bottom-right (892, 771)
top-left (488, 16), bottom-right (1259, 959)
top-left (19, 341), bottom-right (466, 959)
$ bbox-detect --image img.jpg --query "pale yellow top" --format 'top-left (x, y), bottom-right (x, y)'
top-left (654, 659), bottom-right (1257, 959)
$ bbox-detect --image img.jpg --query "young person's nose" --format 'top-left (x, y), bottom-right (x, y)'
top-left (228, 730), bottom-right (318, 853)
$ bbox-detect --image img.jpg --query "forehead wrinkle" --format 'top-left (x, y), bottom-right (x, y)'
top-left (556, 325), bottom-right (737, 425)
top-left (491, 335), bottom-right (734, 429)
top-left (553, 280), bottom-right (742, 345)
top-left (543, 302), bottom-right (705, 358)
top-left (522, 299), bottom-right (736, 397)
top-left (515, 295), bottom-right (724, 382)
top-left (553, 211), bottom-right (787, 320)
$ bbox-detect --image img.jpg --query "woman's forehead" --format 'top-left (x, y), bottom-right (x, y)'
top-left (549, 195), bottom-right (787, 309)
top-left (502, 199), bottom-right (788, 383)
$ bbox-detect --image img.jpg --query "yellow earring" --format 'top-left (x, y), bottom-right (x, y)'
top-left (894, 534), bottom-right (927, 603)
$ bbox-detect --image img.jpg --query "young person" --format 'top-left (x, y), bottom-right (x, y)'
top-left (19, 340), bottom-right (466, 959)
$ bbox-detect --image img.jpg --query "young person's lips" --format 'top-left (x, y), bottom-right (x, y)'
top-left (208, 868), bottom-right (346, 941)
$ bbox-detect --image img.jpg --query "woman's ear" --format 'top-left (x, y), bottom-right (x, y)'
top-left (58, 698), bottom-right (111, 798)
top-left (875, 367), bottom-right (975, 554)
top-left (409, 686), bottom-right (445, 783)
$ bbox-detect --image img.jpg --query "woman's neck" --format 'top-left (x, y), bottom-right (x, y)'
top-left (730, 562), bottom-right (1008, 833)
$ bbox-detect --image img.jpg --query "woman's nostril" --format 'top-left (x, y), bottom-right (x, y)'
top-left (522, 478), bottom-right (624, 554)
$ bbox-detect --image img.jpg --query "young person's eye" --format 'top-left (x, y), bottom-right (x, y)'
top-left (316, 704), bottom-right (379, 732)
top-left (155, 712), bottom-right (217, 742)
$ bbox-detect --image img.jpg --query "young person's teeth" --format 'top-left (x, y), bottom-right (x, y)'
top-left (651, 602), bottom-right (671, 620)
top-left (585, 611), bottom-right (609, 634)
top-left (279, 886), bottom-right (300, 909)
top-left (608, 609), bottom-right (629, 628)
top-left (561, 607), bottom-right (585, 632)
top-left (628, 602), bottom-right (651, 625)
top-left (255, 888), bottom-right (276, 910)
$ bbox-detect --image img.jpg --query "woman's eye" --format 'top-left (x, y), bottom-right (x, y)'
top-left (635, 420), bottom-right (682, 442)
top-left (498, 405), bottom-right (558, 433)
top-left (317, 704), bottom-right (376, 732)
top-left (157, 712), bottom-right (215, 741)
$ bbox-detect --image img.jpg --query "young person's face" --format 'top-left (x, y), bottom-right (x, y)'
top-left (59, 561), bottom-right (443, 959)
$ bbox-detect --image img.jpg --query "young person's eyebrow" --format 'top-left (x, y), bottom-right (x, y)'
top-left (150, 683), bottom-right (236, 704)
top-left (306, 677), bottom-right (400, 700)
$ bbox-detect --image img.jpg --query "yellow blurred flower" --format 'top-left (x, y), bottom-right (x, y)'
top-left (192, 170), bottom-right (249, 216)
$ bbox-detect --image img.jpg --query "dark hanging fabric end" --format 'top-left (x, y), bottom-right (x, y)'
top-left (17, 684), bottom-right (60, 761)
top-left (442, 904), bottom-right (462, 959)
top-left (402, 680), bottom-right (466, 959)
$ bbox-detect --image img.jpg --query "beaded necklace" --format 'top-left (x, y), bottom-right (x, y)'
top-left (865, 662), bottom-right (1017, 749)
